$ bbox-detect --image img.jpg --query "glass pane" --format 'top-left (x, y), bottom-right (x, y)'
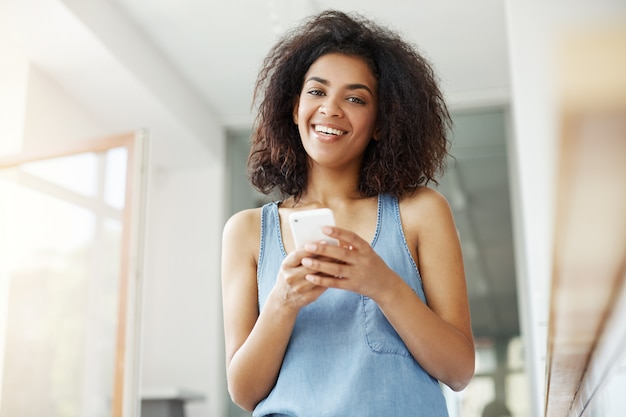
top-left (0, 158), bottom-right (123, 417)
top-left (80, 218), bottom-right (122, 416)
top-left (104, 148), bottom-right (127, 210)
top-left (20, 153), bottom-right (99, 197)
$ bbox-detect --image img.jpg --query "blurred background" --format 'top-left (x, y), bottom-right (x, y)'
top-left (1, 1), bottom-right (625, 417)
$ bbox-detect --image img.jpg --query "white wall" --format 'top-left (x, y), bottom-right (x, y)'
top-left (142, 163), bottom-right (226, 417)
top-left (505, 1), bottom-right (626, 416)
top-left (21, 67), bottom-right (111, 146)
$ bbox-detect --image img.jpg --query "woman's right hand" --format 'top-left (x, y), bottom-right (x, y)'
top-left (270, 248), bottom-right (328, 311)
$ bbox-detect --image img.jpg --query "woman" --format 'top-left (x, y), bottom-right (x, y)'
top-left (221, 10), bottom-right (474, 416)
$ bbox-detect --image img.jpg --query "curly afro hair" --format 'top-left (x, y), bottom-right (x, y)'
top-left (247, 9), bottom-right (452, 199)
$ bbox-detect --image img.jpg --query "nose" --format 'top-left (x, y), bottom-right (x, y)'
top-left (318, 96), bottom-right (343, 117)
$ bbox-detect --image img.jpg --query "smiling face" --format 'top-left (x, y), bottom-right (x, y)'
top-left (293, 53), bottom-right (378, 170)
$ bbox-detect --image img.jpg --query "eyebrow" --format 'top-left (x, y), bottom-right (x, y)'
top-left (305, 76), bottom-right (374, 95)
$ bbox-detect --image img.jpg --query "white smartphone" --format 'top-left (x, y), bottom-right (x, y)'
top-left (288, 208), bottom-right (339, 249)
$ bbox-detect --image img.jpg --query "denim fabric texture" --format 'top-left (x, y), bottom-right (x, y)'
top-left (254, 194), bottom-right (449, 417)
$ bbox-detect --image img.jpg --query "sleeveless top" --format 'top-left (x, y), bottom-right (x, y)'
top-left (254, 194), bottom-right (448, 417)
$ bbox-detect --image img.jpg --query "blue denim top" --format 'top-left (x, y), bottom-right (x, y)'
top-left (254, 194), bottom-right (448, 417)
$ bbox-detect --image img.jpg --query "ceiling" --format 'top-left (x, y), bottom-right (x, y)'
top-left (109, 0), bottom-right (518, 340)
top-left (113, 0), bottom-right (511, 128)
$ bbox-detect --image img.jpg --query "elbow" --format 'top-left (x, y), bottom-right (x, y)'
top-left (227, 377), bottom-right (264, 412)
top-left (445, 357), bottom-right (475, 392)
top-left (227, 380), bottom-right (260, 412)
top-left (231, 399), bottom-right (256, 413)
top-left (228, 386), bottom-right (257, 413)
top-left (447, 337), bottom-right (476, 392)
top-left (447, 375), bottom-right (473, 392)
top-left (226, 357), bottom-right (274, 411)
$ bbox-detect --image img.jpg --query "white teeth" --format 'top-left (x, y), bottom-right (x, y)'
top-left (315, 125), bottom-right (346, 136)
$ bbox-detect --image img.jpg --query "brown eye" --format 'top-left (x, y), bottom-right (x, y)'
top-left (347, 96), bottom-right (366, 105)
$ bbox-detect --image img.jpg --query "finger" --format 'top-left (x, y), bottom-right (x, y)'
top-left (305, 273), bottom-right (346, 288)
top-left (284, 248), bottom-right (314, 267)
top-left (322, 226), bottom-right (363, 250)
top-left (304, 240), bottom-right (355, 262)
top-left (302, 256), bottom-right (348, 278)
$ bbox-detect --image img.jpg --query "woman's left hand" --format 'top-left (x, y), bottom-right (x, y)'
top-left (300, 226), bottom-right (396, 300)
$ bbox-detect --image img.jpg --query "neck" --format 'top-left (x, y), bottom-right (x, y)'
top-left (290, 168), bottom-right (362, 209)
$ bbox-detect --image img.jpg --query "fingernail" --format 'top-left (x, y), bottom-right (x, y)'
top-left (304, 243), bottom-right (316, 251)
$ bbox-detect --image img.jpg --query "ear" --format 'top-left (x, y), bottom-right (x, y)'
top-left (372, 126), bottom-right (381, 141)
top-left (293, 100), bottom-right (299, 125)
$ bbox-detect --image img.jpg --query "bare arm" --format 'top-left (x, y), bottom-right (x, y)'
top-left (221, 209), bottom-right (327, 410)
top-left (300, 189), bottom-right (475, 390)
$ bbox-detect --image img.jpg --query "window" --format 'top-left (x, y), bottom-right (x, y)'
top-left (0, 133), bottom-right (148, 417)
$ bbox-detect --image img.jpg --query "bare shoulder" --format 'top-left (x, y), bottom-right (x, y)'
top-left (398, 187), bottom-right (458, 259)
top-left (400, 187), bottom-right (455, 229)
top-left (223, 207), bottom-right (263, 242)
top-left (402, 186), bottom-right (450, 209)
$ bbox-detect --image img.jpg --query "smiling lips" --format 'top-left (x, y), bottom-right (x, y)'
top-left (314, 124), bottom-right (347, 136)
